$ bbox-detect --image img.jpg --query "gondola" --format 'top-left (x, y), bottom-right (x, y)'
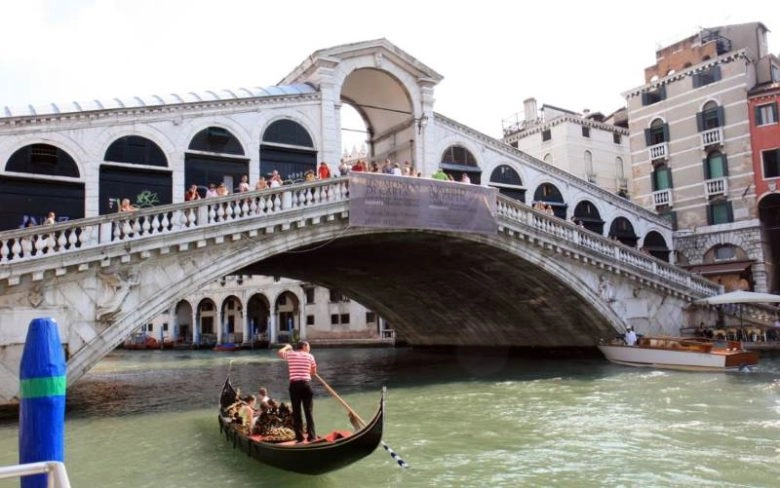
top-left (218, 376), bottom-right (385, 475)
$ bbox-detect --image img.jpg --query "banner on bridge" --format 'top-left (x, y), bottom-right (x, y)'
top-left (348, 173), bottom-right (497, 235)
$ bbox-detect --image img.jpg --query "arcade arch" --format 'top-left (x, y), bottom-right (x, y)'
top-left (260, 119), bottom-right (317, 183)
top-left (441, 145), bottom-right (481, 183)
top-left (643, 230), bottom-right (671, 262)
top-left (609, 216), bottom-right (639, 247)
top-left (100, 136), bottom-right (171, 214)
top-left (572, 200), bottom-right (604, 234)
top-left (533, 182), bottom-right (566, 219)
top-left (489, 164), bottom-right (525, 202)
top-left (186, 126), bottom-right (249, 195)
top-left (1, 143), bottom-right (84, 229)
top-left (275, 291), bottom-right (300, 344)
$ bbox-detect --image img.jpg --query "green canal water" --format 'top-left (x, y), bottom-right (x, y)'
top-left (1, 347), bottom-right (779, 487)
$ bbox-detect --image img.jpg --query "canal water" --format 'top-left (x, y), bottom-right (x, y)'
top-left (1, 347), bottom-right (779, 487)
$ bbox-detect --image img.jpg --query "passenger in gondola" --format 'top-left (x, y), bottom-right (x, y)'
top-left (257, 387), bottom-right (273, 412)
top-left (239, 395), bottom-right (257, 434)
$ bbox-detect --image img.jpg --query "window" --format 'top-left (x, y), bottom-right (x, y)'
top-left (543, 153), bottom-right (552, 163)
top-left (703, 151), bottom-right (729, 179)
top-left (147, 323), bottom-right (153, 332)
top-left (163, 323), bottom-right (168, 331)
top-left (584, 151), bottom-right (594, 180)
top-left (541, 129), bottom-right (551, 141)
top-left (303, 287), bottom-right (315, 304)
top-left (366, 312), bottom-right (376, 323)
top-left (615, 157), bottom-right (625, 179)
top-left (329, 289), bottom-right (348, 302)
top-left (641, 85), bottom-right (666, 106)
top-left (772, 64), bottom-right (780, 82)
top-left (755, 103), bottom-right (778, 126)
top-left (692, 65), bottom-right (721, 88)
top-left (510, 141), bottom-right (518, 148)
top-left (582, 126), bottom-right (590, 138)
top-left (330, 314), bottom-right (339, 325)
top-left (652, 165), bottom-right (673, 191)
top-left (707, 200), bottom-right (733, 225)
top-left (697, 102), bottom-right (724, 130)
top-left (306, 315), bottom-right (315, 326)
top-left (340, 313), bottom-right (350, 324)
top-left (763, 149), bottom-right (780, 178)
top-left (644, 119), bottom-right (669, 146)
top-left (613, 133), bottom-right (622, 144)
top-left (714, 245), bottom-right (737, 261)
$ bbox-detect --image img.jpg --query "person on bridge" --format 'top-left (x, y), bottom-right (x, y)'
top-left (318, 161), bottom-right (331, 180)
top-left (624, 326), bottom-right (638, 346)
top-left (277, 341), bottom-right (318, 442)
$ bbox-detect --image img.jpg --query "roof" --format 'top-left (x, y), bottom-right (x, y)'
top-left (686, 260), bottom-right (754, 276)
top-left (1, 83), bottom-right (317, 119)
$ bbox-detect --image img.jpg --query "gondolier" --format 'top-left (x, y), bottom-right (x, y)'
top-left (278, 341), bottom-right (318, 443)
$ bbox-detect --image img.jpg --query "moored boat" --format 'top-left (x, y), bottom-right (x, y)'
top-left (597, 336), bottom-right (759, 372)
top-left (218, 376), bottom-right (385, 475)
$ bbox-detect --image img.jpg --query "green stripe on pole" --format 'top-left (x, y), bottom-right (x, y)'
top-left (19, 376), bottom-right (67, 399)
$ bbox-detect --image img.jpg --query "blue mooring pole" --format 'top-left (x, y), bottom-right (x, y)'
top-left (19, 317), bottom-right (66, 488)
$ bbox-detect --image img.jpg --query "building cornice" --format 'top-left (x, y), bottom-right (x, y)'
top-left (622, 49), bottom-right (752, 99)
top-left (0, 92), bottom-right (321, 131)
top-left (504, 114), bottom-right (629, 139)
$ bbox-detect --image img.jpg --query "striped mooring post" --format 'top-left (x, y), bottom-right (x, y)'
top-left (19, 317), bottom-right (66, 488)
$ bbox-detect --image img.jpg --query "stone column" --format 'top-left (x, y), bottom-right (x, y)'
top-left (269, 312), bottom-right (277, 345)
top-left (216, 307), bottom-right (223, 344)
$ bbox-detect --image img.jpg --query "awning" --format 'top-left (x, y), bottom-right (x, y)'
top-left (440, 163), bottom-right (482, 174)
top-left (686, 260), bottom-right (754, 276)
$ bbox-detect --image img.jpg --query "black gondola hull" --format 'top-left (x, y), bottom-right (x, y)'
top-left (218, 379), bottom-right (385, 475)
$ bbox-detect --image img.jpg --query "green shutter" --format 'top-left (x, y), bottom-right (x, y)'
top-left (706, 204), bottom-right (713, 225)
top-left (644, 128), bottom-right (652, 146)
top-left (696, 112), bottom-right (704, 131)
top-left (659, 85), bottom-right (667, 100)
top-left (721, 154), bottom-right (729, 176)
top-left (692, 73), bottom-right (702, 88)
top-left (702, 158), bottom-right (710, 179)
top-left (667, 167), bottom-right (674, 188)
top-left (662, 123), bottom-right (670, 142)
top-left (726, 201), bottom-right (734, 222)
top-left (717, 106), bottom-right (725, 126)
top-left (755, 105), bottom-right (763, 124)
top-left (712, 65), bottom-right (722, 82)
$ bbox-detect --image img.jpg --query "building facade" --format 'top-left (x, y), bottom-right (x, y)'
top-left (134, 275), bottom-right (389, 347)
top-left (502, 98), bottom-right (631, 196)
top-left (623, 22), bottom-right (779, 292)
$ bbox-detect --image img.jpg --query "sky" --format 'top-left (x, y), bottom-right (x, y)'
top-left (1, 0), bottom-right (778, 146)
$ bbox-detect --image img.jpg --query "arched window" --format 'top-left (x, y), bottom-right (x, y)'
top-left (704, 151), bottom-right (729, 179)
top-left (6, 143), bottom-right (80, 177)
top-left (643, 231), bottom-right (671, 262)
top-left (646, 118), bottom-right (668, 145)
top-left (532, 183), bottom-right (566, 219)
top-left (489, 165), bottom-right (525, 202)
top-left (697, 101), bottom-right (724, 131)
top-left (440, 145), bottom-right (481, 184)
top-left (105, 136), bottom-right (167, 167)
top-left (584, 151), bottom-right (594, 181)
top-left (543, 153), bottom-right (552, 163)
top-left (189, 127), bottom-right (244, 155)
top-left (260, 119), bottom-right (316, 182)
top-left (615, 157), bottom-right (624, 179)
top-left (572, 200), bottom-right (604, 234)
top-left (608, 217), bottom-right (638, 247)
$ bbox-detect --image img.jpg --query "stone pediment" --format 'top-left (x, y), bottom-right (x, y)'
top-left (278, 38), bottom-right (444, 87)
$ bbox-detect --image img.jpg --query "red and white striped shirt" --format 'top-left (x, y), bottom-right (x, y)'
top-left (281, 350), bottom-right (316, 381)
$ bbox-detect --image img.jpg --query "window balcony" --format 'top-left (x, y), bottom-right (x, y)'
top-left (652, 189), bottom-right (673, 207)
top-left (648, 142), bottom-right (668, 161)
top-left (700, 127), bottom-right (723, 148)
top-left (704, 177), bottom-right (728, 197)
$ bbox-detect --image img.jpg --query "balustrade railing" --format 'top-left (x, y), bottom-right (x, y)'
top-left (704, 177), bottom-right (728, 197)
top-left (495, 196), bottom-right (720, 296)
top-left (0, 179), bottom-right (349, 265)
top-left (648, 142), bottom-right (668, 161)
top-left (700, 127), bottom-right (723, 147)
top-left (652, 189), bottom-right (673, 207)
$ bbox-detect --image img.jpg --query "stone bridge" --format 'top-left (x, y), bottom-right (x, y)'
top-left (0, 175), bottom-right (721, 403)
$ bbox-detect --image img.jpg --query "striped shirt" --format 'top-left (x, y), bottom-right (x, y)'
top-left (282, 350), bottom-right (316, 381)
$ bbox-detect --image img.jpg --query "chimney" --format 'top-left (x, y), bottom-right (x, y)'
top-left (523, 98), bottom-right (538, 122)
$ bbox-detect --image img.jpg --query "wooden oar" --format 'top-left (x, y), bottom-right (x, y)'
top-left (315, 374), bottom-right (409, 469)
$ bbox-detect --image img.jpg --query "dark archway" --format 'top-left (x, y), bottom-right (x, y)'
top-left (275, 291), bottom-right (300, 343)
top-left (643, 230), bottom-right (670, 262)
top-left (101, 136), bottom-right (171, 214)
top-left (186, 127), bottom-right (248, 195)
top-left (247, 293), bottom-right (270, 339)
top-left (533, 183), bottom-right (567, 219)
top-left (196, 298), bottom-right (217, 347)
top-left (220, 295), bottom-right (243, 343)
top-left (572, 200), bottom-right (604, 234)
top-left (489, 165), bottom-right (525, 203)
top-left (608, 217), bottom-right (638, 247)
top-left (441, 145), bottom-right (481, 184)
top-left (260, 120), bottom-right (316, 182)
top-left (174, 300), bottom-right (194, 344)
top-left (759, 193), bottom-right (780, 293)
top-left (1, 143), bottom-right (84, 229)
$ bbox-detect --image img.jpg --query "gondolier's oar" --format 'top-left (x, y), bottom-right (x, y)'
top-left (315, 374), bottom-right (409, 469)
